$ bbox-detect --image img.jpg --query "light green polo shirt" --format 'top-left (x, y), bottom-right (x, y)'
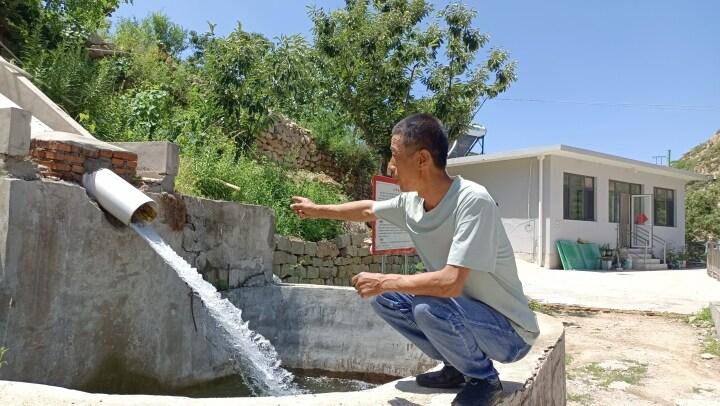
top-left (372, 175), bottom-right (540, 344)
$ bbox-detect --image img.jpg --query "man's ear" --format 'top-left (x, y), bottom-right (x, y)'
top-left (416, 149), bottom-right (432, 169)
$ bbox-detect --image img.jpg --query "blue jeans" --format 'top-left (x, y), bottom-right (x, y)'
top-left (371, 292), bottom-right (531, 382)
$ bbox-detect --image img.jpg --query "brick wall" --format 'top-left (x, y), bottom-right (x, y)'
top-left (29, 139), bottom-right (137, 182)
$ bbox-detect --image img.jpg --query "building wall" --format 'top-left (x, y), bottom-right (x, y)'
top-left (449, 154), bottom-right (689, 269)
top-left (448, 157), bottom-right (540, 261)
top-left (544, 155), bottom-right (687, 268)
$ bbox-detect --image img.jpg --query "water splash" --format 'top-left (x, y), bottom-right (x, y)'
top-left (131, 223), bottom-right (301, 396)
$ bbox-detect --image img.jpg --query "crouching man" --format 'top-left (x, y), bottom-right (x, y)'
top-left (291, 113), bottom-right (539, 406)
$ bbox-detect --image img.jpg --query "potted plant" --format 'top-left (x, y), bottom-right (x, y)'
top-left (665, 249), bottom-right (678, 269)
top-left (676, 250), bottom-right (688, 269)
top-left (599, 243), bottom-right (614, 270)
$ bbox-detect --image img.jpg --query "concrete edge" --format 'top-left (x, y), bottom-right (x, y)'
top-left (711, 302), bottom-right (720, 339)
top-left (0, 314), bottom-right (565, 405)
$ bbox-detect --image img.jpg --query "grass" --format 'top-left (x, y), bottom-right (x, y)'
top-left (567, 393), bottom-right (592, 404)
top-left (0, 346), bottom-right (7, 369)
top-left (576, 360), bottom-right (648, 388)
top-left (703, 337), bottom-right (720, 356)
top-left (528, 299), bottom-right (558, 316)
top-left (684, 306), bottom-right (720, 356)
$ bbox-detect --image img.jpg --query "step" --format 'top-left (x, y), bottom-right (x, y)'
top-left (625, 248), bottom-right (652, 254)
top-left (628, 257), bottom-right (662, 264)
top-left (632, 263), bottom-right (668, 271)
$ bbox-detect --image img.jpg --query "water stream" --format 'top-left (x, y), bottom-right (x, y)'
top-left (131, 223), bottom-right (300, 396)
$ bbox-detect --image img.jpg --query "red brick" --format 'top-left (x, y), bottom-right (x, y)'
top-left (49, 142), bottom-right (72, 152)
top-left (99, 149), bottom-right (113, 158)
top-left (44, 151), bottom-right (64, 160)
top-left (114, 168), bottom-right (135, 176)
top-left (70, 145), bottom-right (81, 153)
top-left (32, 140), bottom-right (49, 149)
top-left (51, 162), bottom-right (71, 172)
top-left (126, 160), bottom-right (138, 169)
top-left (71, 165), bottom-right (85, 174)
top-left (112, 151), bottom-right (137, 161)
top-left (31, 150), bottom-right (46, 159)
top-left (82, 147), bottom-right (99, 158)
top-left (66, 154), bottom-right (85, 164)
top-left (111, 158), bottom-right (125, 166)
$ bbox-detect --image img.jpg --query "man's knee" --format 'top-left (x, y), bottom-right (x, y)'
top-left (412, 296), bottom-right (453, 326)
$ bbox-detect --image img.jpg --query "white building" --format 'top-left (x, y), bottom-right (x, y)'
top-left (447, 145), bottom-right (706, 269)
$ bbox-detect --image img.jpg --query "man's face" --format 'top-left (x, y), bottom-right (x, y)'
top-left (388, 134), bottom-right (420, 192)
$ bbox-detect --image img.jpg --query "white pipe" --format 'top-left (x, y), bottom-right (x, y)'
top-left (83, 168), bottom-right (158, 225)
top-left (537, 155), bottom-right (545, 267)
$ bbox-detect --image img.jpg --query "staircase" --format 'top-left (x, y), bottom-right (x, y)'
top-left (624, 247), bottom-right (668, 271)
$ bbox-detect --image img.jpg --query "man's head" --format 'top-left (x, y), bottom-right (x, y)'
top-left (388, 113), bottom-right (448, 192)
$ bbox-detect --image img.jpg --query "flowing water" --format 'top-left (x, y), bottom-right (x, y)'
top-left (131, 223), bottom-right (301, 396)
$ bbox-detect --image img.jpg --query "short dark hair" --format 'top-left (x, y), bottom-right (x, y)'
top-left (392, 113), bottom-right (448, 169)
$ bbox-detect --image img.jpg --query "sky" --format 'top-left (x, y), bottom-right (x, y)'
top-left (112, 1), bottom-right (719, 163)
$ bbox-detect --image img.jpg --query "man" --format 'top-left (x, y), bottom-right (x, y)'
top-left (290, 113), bottom-right (539, 406)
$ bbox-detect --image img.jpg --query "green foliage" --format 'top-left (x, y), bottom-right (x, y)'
top-left (176, 143), bottom-right (348, 241)
top-left (0, 346), bottom-right (7, 369)
top-left (310, 0), bottom-right (516, 161)
top-left (3, 2), bottom-right (516, 235)
top-left (685, 180), bottom-right (720, 242)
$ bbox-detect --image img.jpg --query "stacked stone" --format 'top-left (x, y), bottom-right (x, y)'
top-left (29, 139), bottom-right (137, 182)
top-left (273, 233), bottom-right (421, 286)
top-left (255, 119), bottom-right (372, 200)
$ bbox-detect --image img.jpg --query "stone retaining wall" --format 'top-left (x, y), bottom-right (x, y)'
top-left (256, 119), bottom-right (372, 199)
top-left (273, 233), bottom-right (421, 286)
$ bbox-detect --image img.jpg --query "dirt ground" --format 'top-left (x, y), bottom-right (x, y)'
top-left (545, 307), bottom-right (720, 406)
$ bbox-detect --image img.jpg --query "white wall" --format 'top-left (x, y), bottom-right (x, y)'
top-left (448, 158), bottom-right (540, 261)
top-left (544, 155), bottom-right (687, 268)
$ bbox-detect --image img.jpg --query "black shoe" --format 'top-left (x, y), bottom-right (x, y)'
top-left (451, 378), bottom-right (503, 406)
top-left (415, 365), bottom-right (466, 388)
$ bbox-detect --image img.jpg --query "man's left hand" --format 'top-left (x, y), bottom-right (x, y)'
top-left (351, 272), bottom-right (385, 299)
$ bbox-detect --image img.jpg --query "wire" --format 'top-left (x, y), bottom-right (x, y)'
top-left (496, 97), bottom-right (720, 112)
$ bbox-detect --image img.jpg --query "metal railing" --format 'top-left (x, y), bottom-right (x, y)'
top-left (632, 227), bottom-right (667, 265)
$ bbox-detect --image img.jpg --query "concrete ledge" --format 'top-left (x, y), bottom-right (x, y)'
top-left (112, 141), bottom-right (179, 178)
top-left (711, 302), bottom-right (720, 339)
top-left (0, 306), bottom-right (565, 405)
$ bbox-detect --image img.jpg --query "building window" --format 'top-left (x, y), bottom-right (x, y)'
top-left (563, 173), bottom-right (595, 221)
top-left (608, 180), bottom-right (642, 223)
top-left (654, 187), bottom-right (675, 227)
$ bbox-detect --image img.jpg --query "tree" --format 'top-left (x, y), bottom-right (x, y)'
top-left (685, 180), bottom-right (720, 242)
top-left (310, 0), bottom-right (516, 165)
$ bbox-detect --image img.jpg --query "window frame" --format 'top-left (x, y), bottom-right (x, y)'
top-left (563, 172), bottom-right (596, 222)
top-left (653, 187), bottom-right (675, 227)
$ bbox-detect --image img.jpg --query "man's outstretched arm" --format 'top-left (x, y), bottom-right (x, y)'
top-left (291, 196), bottom-right (376, 222)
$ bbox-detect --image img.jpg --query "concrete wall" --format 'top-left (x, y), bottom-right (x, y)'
top-left (448, 158), bottom-right (540, 261)
top-left (0, 57), bottom-right (92, 138)
top-left (150, 193), bottom-right (275, 289)
top-left (544, 155), bottom-right (687, 268)
top-left (227, 284), bottom-right (437, 378)
top-left (0, 178), bottom-right (233, 388)
top-left (0, 178), bottom-right (275, 390)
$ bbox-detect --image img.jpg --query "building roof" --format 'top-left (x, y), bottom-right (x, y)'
top-left (447, 144), bottom-right (707, 182)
